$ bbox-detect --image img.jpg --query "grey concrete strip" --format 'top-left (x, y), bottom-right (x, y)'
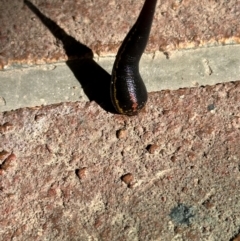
top-left (0, 45), bottom-right (240, 112)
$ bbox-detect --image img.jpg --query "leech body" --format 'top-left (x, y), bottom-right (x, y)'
top-left (110, 0), bottom-right (158, 115)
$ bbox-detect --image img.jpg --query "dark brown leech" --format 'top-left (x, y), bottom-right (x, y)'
top-left (110, 0), bottom-right (158, 115)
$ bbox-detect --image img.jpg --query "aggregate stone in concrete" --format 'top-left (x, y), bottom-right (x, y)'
top-left (0, 81), bottom-right (240, 240)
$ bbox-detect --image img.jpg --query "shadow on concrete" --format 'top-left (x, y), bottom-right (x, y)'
top-left (24, 0), bottom-right (115, 113)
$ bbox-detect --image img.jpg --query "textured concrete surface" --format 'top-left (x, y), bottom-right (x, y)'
top-left (0, 0), bottom-right (240, 240)
top-left (0, 81), bottom-right (240, 240)
top-left (0, 0), bottom-right (240, 69)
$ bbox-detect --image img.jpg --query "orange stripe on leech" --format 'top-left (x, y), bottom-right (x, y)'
top-left (113, 75), bottom-right (124, 114)
top-left (129, 93), bottom-right (138, 112)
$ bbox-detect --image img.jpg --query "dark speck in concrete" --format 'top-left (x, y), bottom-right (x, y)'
top-left (207, 104), bottom-right (215, 111)
top-left (169, 203), bottom-right (195, 226)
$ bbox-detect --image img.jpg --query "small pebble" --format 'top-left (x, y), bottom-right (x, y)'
top-left (147, 144), bottom-right (159, 154)
top-left (76, 167), bottom-right (88, 180)
top-left (171, 156), bottom-right (177, 162)
top-left (35, 114), bottom-right (46, 122)
top-left (0, 153), bottom-right (16, 171)
top-left (0, 122), bottom-right (14, 133)
top-left (121, 173), bottom-right (134, 188)
top-left (116, 128), bottom-right (128, 139)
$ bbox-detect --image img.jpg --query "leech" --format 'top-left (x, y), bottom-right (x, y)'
top-left (110, 0), bottom-right (158, 115)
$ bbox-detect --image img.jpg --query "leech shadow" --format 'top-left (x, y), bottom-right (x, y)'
top-left (24, 0), bottom-right (115, 113)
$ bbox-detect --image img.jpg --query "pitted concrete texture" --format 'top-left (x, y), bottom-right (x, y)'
top-left (0, 81), bottom-right (240, 240)
top-left (0, 0), bottom-right (240, 69)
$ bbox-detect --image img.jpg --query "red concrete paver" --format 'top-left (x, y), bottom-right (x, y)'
top-left (0, 0), bottom-right (240, 69)
top-left (0, 81), bottom-right (239, 240)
